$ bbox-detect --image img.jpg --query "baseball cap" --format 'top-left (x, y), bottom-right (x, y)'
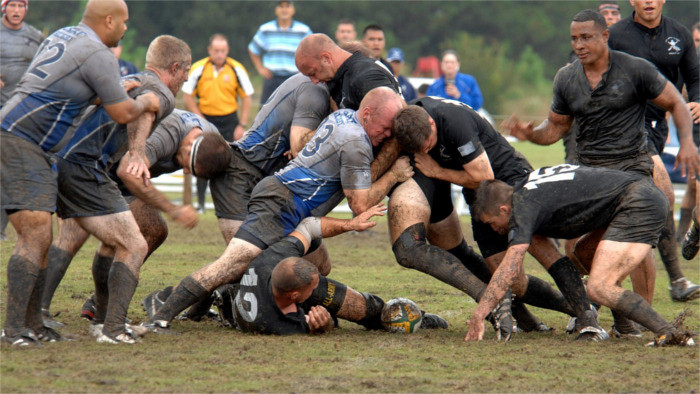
top-left (387, 47), bottom-right (404, 63)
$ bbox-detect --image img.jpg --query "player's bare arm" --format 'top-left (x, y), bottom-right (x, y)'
top-left (344, 156), bottom-right (413, 214)
top-left (288, 125), bottom-right (316, 158)
top-left (465, 243), bottom-right (529, 341)
top-left (369, 137), bottom-right (400, 181)
top-left (414, 150), bottom-right (494, 189)
top-left (104, 90), bottom-right (161, 125)
top-left (117, 153), bottom-right (198, 229)
top-left (124, 110), bottom-right (157, 184)
top-left (503, 111), bottom-right (572, 145)
top-left (651, 82), bottom-right (700, 178)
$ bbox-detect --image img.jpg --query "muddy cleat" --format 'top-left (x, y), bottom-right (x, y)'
top-left (486, 291), bottom-right (514, 341)
top-left (42, 309), bottom-right (66, 329)
top-left (35, 326), bottom-right (69, 342)
top-left (681, 221), bottom-right (699, 261)
top-left (0, 329), bottom-right (42, 347)
top-left (142, 287), bottom-right (172, 319)
top-left (610, 324), bottom-right (643, 339)
top-left (646, 332), bottom-right (696, 347)
top-left (80, 296), bottom-right (96, 321)
top-left (575, 326), bottom-right (610, 342)
top-left (141, 320), bottom-right (173, 335)
top-left (125, 324), bottom-right (149, 338)
top-left (89, 323), bottom-right (104, 338)
top-left (96, 330), bottom-right (137, 344)
top-left (213, 284), bottom-right (239, 328)
top-left (419, 312), bottom-right (448, 329)
top-left (670, 278), bottom-right (700, 302)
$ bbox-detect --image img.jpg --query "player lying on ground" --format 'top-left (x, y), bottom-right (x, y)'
top-left (465, 165), bottom-right (694, 346)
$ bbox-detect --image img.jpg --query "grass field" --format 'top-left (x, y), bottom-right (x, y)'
top-left (1, 142), bottom-right (699, 392)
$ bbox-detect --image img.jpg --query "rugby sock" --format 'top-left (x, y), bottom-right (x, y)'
top-left (91, 253), bottom-right (114, 323)
top-left (355, 292), bottom-right (385, 330)
top-left (519, 275), bottom-right (575, 317)
top-left (677, 208), bottom-right (693, 242)
top-left (511, 299), bottom-right (544, 332)
top-left (26, 267), bottom-right (47, 330)
top-left (548, 257), bottom-right (596, 326)
top-left (658, 213), bottom-right (683, 281)
top-left (614, 290), bottom-right (674, 335)
top-left (152, 275), bottom-right (209, 323)
top-left (393, 223), bottom-right (486, 301)
top-left (447, 240), bottom-right (493, 284)
top-left (4, 255), bottom-right (38, 336)
top-left (102, 262), bottom-right (138, 338)
top-left (182, 293), bottom-right (215, 321)
top-left (41, 246), bottom-right (74, 310)
top-left (611, 309), bottom-right (638, 334)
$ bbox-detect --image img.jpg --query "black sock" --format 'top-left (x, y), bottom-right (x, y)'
top-left (614, 290), bottom-right (674, 335)
top-left (91, 253), bottom-right (114, 323)
top-left (152, 275), bottom-right (209, 323)
top-left (658, 212), bottom-right (683, 281)
top-left (611, 309), bottom-right (637, 333)
top-left (42, 246), bottom-right (74, 311)
top-left (519, 275), bottom-right (575, 316)
top-left (548, 257), bottom-right (595, 326)
top-left (677, 208), bottom-right (693, 242)
top-left (446, 240), bottom-right (493, 284)
top-left (4, 255), bottom-right (38, 336)
top-left (393, 223), bottom-right (486, 301)
top-left (511, 299), bottom-right (541, 331)
top-left (356, 292), bottom-right (385, 330)
top-left (26, 267), bottom-right (47, 330)
top-left (183, 293), bottom-right (215, 321)
top-left (102, 262), bottom-right (138, 338)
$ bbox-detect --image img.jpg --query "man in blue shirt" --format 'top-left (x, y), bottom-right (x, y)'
top-left (427, 49), bottom-right (483, 111)
top-left (387, 47), bottom-right (416, 102)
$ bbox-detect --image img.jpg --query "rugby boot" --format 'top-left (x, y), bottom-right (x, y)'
top-left (0, 329), bottom-right (42, 347)
top-left (486, 290), bottom-right (514, 341)
top-left (42, 308), bottom-right (66, 329)
top-left (419, 312), bottom-right (448, 329)
top-left (646, 331), bottom-right (696, 347)
top-left (669, 278), bottom-right (700, 302)
top-left (681, 220), bottom-right (699, 261)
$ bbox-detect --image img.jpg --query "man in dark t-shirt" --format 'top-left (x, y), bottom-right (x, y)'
top-left (503, 10), bottom-right (700, 304)
top-left (466, 165), bottom-right (694, 347)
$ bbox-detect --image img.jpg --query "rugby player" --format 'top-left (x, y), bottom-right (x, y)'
top-left (466, 165), bottom-right (694, 347)
top-left (0, 0), bottom-right (160, 347)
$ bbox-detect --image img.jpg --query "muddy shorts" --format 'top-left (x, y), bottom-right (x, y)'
top-left (55, 158), bottom-right (129, 219)
top-left (644, 119), bottom-right (668, 156)
top-left (1, 132), bottom-right (57, 212)
top-left (603, 180), bottom-right (667, 245)
top-left (210, 147), bottom-right (265, 221)
top-left (579, 151), bottom-right (654, 180)
top-left (411, 168), bottom-right (455, 224)
top-left (235, 176), bottom-right (309, 249)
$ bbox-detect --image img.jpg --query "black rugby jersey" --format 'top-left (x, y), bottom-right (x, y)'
top-left (327, 52), bottom-right (400, 110)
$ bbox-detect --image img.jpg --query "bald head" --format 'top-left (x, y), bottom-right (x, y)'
top-left (358, 86), bottom-right (404, 116)
top-left (295, 33), bottom-right (350, 84)
top-left (296, 33), bottom-right (337, 60)
top-left (271, 257), bottom-right (319, 294)
top-left (358, 87), bottom-right (405, 147)
top-left (82, 0), bottom-right (128, 48)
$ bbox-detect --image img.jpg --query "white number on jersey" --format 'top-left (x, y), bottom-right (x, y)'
top-left (524, 164), bottom-right (578, 190)
top-left (235, 268), bottom-right (259, 323)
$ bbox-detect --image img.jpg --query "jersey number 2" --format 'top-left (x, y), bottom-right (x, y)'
top-left (28, 40), bottom-right (66, 80)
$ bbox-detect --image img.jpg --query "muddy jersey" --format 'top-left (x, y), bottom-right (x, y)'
top-left (508, 164), bottom-right (638, 245)
top-left (0, 22), bottom-right (43, 105)
top-left (415, 96), bottom-right (531, 185)
top-left (609, 14), bottom-right (699, 122)
top-left (146, 109), bottom-right (217, 178)
top-left (235, 73), bottom-right (330, 174)
top-left (327, 52), bottom-right (400, 110)
top-left (0, 23), bottom-right (129, 152)
top-left (551, 50), bottom-right (667, 163)
top-left (275, 109), bottom-right (373, 216)
top-left (56, 70), bottom-right (175, 169)
top-left (234, 237), bottom-right (310, 335)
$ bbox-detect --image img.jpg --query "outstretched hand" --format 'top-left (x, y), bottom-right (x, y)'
top-left (464, 314), bottom-right (485, 342)
top-left (169, 205), bottom-right (199, 229)
top-left (500, 114), bottom-right (533, 141)
top-left (345, 203), bottom-right (387, 232)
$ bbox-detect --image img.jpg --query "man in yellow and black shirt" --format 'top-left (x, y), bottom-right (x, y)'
top-left (183, 33), bottom-right (254, 212)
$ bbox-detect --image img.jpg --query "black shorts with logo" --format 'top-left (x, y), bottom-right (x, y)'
top-left (55, 158), bottom-right (129, 219)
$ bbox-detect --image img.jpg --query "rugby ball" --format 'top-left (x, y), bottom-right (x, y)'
top-left (381, 298), bottom-right (422, 334)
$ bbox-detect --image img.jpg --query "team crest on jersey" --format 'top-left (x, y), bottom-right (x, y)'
top-left (665, 37), bottom-right (681, 55)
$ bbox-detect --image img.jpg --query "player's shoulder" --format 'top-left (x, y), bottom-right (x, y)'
top-left (611, 49), bottom-right (657, 71)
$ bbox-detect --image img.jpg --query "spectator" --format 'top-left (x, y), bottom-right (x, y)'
top-left (426, 49), bottom-right (483, 110)
top-left (183, 33), bottom-right (254, 213)
top-left (334, 18), bottom-right (356, 44)
top-left (249, 0), bottom-right (311, 105)
top-left (110, 42), bottom-right (139, 77)
top-left (361, 24), bottom-right (392, 70)
top-left (387, 47), bottom-right (416, 102)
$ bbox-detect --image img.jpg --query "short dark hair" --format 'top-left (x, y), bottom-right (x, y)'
top-left (337, 18), bottom-right (355, 28)
top-left (194, 132), bottom-right (231, 179)
top-left (271, 257), bottom-right (318, 293)
top-left (362, 24), bottom-right (384, 37)
top-left (471, 179), bottom-right (514, 220)
top-left (572, 9), bottom-right (608, 31)
top-left (693, 22), bottom-right (700, 33)
top-left (393, 105), bottom-right (431, 154)
top-left (417, 84), bottom-right (430, 95)
top-left (441, 49), bottom-right (459, 62)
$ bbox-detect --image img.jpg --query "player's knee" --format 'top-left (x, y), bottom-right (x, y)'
top-left (585, 276), bottom-right (607, 305)
top-left (392, 223), bottom-right (427, 269)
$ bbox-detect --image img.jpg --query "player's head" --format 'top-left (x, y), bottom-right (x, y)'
top-left (335, 18), bottom-right (357, 44)
top-left (630, 0), bottom-right (664, 27)
top-left (185, 131), bottom-right (231, 179)
top-left (271, 257), bottom-right (319, 303)
top-left (440, 50), bottom-right (460, 80)
top-left (692, 22), bottom-right (700, 50)
top-left (358, 87), bottom-right (406, 147)
top-left (570, 9), bottom-right (609, 65)
top-left (472, 180), bottom-right (514, 235)
top-left (207, 33), bottom-right (229, 68)
top-left (295, 33), bottom-right (342, 84)
top-left (597, 1), bottom-right (621, 26)
top-left (361, 24), bottom-right (386, 59)
top-left (2, 0), bottom-right (27, 28)
top-left (339, 40), bottom-right (372, 58)
top-left (393, 105), bottom-right (437, 154)
top-left (145, 35), bottom-right (192, 95)
top-left (82, 0), bottom-right (129, 48)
